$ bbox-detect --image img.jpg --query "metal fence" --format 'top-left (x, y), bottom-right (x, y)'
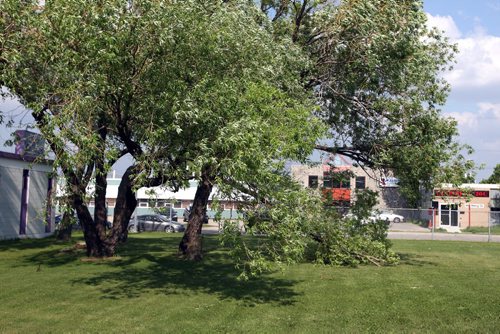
top-left (375, 207), bottom-right (500, 241)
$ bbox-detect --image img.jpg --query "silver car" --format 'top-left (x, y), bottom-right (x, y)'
top-left (129, 214), bottom-right (185, 233)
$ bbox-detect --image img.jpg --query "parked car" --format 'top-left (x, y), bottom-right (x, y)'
top-left (373, 211), bottom-right (404, 223)
top-left (344, 212), bottom-right (377, 225)
top-left (129, 214), bottom-right (185, 233)
top-left (159, 210), bottom-right (178, 222)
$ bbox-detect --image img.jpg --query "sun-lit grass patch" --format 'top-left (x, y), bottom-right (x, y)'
top-left (0, 234), bottom-right (499, 333)
top-left (463, 225), bottom-right (500, 235)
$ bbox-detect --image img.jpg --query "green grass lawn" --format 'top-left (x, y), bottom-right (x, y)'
top-left (463, 225), bottom-right (500, 235)
top-left (1, 234), bottom-right (499, 333)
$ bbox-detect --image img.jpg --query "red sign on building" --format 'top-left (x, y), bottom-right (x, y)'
top-left (434, 190), bottom-right (490, 198)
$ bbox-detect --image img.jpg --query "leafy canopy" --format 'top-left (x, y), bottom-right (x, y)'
top-left (260, 0), bottom-right (474, 205)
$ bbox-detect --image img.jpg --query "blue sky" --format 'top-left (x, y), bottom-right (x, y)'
top-left (424, 0), bottom-right (500, 181)
top-left (425, 0), bottom-right (500, 35)
top-left (1, 1), bottom-right (499, 181)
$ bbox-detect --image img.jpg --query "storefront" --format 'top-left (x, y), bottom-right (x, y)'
top-left (433, 185), bottom-right (500, 231)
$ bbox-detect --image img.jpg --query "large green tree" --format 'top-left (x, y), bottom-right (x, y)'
top-left (0, 0), bottom-right (322, 258)
top-left (259, 0), bottom-right (473, 205)
top-left (1, 0), bottom-right (190, 256)
top-left (209, 0), bottom-right (475, 276)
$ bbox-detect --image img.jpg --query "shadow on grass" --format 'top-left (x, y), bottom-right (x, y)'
top-left (21, 234), bottom-right (301, 306)
top-left (0, 236), bottom-right (72, 252)
top-left (397, 252), bottom-right (437, 267)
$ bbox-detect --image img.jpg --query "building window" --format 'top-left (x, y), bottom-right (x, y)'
top-left (173, 201), bottom-right (182, 209)
top-left (324, 171), bottom-right (350, 188)
top-left (308, 175), bottom-right (319, 188)
top-left (333, 178), bottom-right (350, 189)
top-left (138, 199), bottom-right (149, 208)
top-left (355, 176), bottom-right (366, 189)
top-left (323, 173), bottom-right (333, 188)
top-left (156, 199), bottom-right (167, 207)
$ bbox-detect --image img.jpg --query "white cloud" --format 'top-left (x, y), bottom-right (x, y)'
top-left (444, 102), bottom-right (500, 129)
top-left (426, 13), bottom-right (500, 181)
top-left (447, 35), bottom-right (500, 89)
top-left (426, 14), bottom-right (500, 93)
top-left (426, 13), bottom-right (462, 39)
top-left (444, 111), bottom-right (479, 128)
top-left (487, 1), bottom-right (500, 11)
top-left (477, 102), bottom-right (500, 120)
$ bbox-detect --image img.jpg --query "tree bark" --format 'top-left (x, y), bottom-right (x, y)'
top-left (107, 166), bottom-right (138, 251)
top-left (93, 161), bottom-right (109, 246)
top-left (179, 168), bottom-right (213, 261)
top-left (74, 195), bottom-right (106, 257)
top-left (55, 212), bottom-right (73, 242)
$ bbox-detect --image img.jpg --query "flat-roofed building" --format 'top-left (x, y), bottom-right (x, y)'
top-left (432, 184), bottom-right (500, 231)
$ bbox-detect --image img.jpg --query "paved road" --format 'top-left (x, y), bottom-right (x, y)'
top-left (388, 223), bottom-right (500, 242)
top-left (201, 222), bottom-right (500, 242)
top-left (389, 222), bottom-right (428, 232)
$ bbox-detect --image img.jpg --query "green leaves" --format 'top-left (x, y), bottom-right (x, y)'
top-left (260, 0), bottom-right (469, 205)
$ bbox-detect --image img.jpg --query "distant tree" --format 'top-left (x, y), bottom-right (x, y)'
top-left (481, 164), bottom-right (500, 184)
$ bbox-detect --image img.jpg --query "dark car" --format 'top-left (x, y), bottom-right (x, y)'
top-left (129, 214), bottom-right (185, 233)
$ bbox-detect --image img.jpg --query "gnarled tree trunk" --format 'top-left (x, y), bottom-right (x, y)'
top-left (76, 166), bottom-right (138, 257)
top-left (74, 195), bottom-right (106, 257)
top-left (106, 166), bottom-right (138, 252)
top-left (179, 169), bottom-right (213, 261)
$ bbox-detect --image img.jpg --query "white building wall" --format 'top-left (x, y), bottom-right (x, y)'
top-left (0, 154), bottom-right (54, 239)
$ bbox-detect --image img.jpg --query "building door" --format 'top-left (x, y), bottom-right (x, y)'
top-left (440, 204), bottom-right (458, 227)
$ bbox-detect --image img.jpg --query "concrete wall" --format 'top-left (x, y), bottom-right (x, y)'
top-left (0, 154), bottom-right (54, 240)
top-left (0, 166), bottom-right (23, 239)
top-left (26, 170), bottom-right (51, 236)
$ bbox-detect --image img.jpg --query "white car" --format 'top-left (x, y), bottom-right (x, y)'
top-left (373, 211), bottom-right (404, 223)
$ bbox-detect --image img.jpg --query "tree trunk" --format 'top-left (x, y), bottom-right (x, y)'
top-left (106, 166), bottom-right (138, 253)
top-left (179, 169), bottom-right (213, 260)
top-left (69, 166), bottom-right (139, 257)
top-left (74, 196), bottom-right (106, 257)
top-left (93, 160), bottom-right (109, 245)
top-left (55, 212), bottom-right (73, 242)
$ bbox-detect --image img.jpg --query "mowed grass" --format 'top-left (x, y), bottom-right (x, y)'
top-left (463, 225), bottom-right (500, 235)
top-left (1, 234), bottom-right (499, 333)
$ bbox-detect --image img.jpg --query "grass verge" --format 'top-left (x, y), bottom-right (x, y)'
top-left (0, 233), bottom-right (499, 333)
top-left (463, 225), bottom-right (500, 235)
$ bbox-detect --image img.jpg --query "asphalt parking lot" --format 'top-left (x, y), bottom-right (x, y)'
top-left (388, 222), bottom-right (429, 232)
